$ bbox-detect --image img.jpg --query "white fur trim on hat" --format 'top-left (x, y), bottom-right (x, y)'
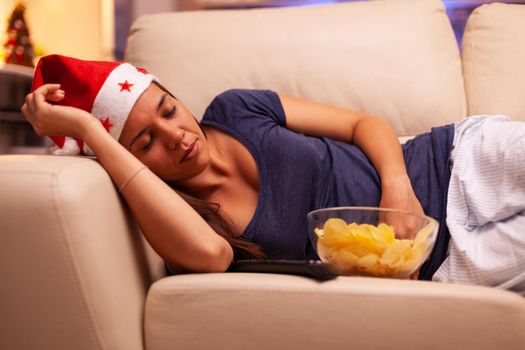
top-left (49, 138), bottom-right (81, 156)
top-left (82, 63), bottom-right (155, 155)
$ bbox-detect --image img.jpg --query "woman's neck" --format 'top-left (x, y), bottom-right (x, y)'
top-left (174, 127), bottom-right (232, 199)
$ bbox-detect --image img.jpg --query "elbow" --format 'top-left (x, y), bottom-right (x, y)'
top-left (203, 242), bottom-right (234, 273)
top-left (168, 242), bottom-right (234, 274)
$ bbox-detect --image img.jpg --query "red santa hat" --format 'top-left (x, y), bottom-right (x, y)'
top-left (32, 54), bottom-right (156, 155)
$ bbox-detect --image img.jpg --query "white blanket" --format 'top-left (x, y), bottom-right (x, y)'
top-left (433, 115), bottom-right (525, 295)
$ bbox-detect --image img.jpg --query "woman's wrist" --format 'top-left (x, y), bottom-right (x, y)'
top-left (80, 116), bottom-right (109, 148)
top-left (380, 173), bottom-right (411, 189)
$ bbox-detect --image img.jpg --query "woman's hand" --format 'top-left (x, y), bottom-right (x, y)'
top-left (379, 175), bottom-right (424, 280)
top-left (21, 83), bottom-right (96, 140)
top-left (380, 175), bottom-right (424, 216)
top-left (379, 174), bottom-right (425, 238)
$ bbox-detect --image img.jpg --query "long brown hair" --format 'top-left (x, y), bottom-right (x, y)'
top-left (176, 190), bottom-right (266, 260)
top-left (152, 81), bottom-right (265, 260)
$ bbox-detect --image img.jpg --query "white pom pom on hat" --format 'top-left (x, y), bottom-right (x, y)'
top-left (32, 54), bottom-right (156, 155)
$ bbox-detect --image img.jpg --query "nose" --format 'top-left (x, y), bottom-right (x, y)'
top-left (166, 128), bottom-right (184, 150)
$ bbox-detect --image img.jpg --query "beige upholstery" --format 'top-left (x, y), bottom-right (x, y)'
top-left (126, 0), bottom-right (465, 136)
top-left (462, 3), bottom-right (525, 120)
top-left (1, 1), bottom-right (525, 350)
top-left (146, 274), bottom-right (525, 350)
top-left (0, 155), bottom-right (165, 350)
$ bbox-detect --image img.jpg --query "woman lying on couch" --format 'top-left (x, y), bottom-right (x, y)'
top-left (22, 55), bottom-right (525, 294)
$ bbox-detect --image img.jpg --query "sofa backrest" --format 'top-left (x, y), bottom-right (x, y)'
top-left (462, 3), bottom-right (525, 120)
top-left (125, 0), bottom-right (466, 137)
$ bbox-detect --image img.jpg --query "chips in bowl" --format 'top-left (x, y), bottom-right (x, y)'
top-left (308, 207), bottom-right (438, 278)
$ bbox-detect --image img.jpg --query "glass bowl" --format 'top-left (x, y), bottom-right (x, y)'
top-left (307, 207), bottom-right (439, 279)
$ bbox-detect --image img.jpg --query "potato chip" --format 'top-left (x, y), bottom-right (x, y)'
top-left (316, 218), bottom-right (432, 278)
top-left (358, 253), bottom-right (379, 268)
top-left (324, 218), bottom-right (349, 236)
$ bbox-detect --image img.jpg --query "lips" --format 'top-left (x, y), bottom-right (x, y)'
top-left (180, 140), bottom-right (198, 163)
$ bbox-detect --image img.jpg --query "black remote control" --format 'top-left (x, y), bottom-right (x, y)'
top-left (227, 259), bottom-right (339, 281)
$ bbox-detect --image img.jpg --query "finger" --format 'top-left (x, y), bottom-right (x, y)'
top-left (45, 89), bottom-right (65, 102)
top-left (21, 102), bottom-right (39, 134)
top-left (24, 93), bottom-right (36, 114)
top-left (26, 84), bottom-right (60, 114)
top-left (396, 217), bottom-right (420, 239)
top-left (33, 83), bottom-right (61, 95)
top-left (33, 84), bottom-right (61, 106)
top-left (33, 91), bottom-right (48, 109)
top-left (21, 103), bottom-right (29, 119)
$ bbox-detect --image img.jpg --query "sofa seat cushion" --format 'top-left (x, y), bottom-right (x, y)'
top-left (145, 273), bottom-right (525, 350)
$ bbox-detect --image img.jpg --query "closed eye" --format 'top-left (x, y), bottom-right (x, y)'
top-left (141, 134), bottom-right (154, 151)
top-left (163, 106), bottom-right (176, 118)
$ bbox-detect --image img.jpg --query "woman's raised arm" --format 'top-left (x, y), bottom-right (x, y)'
top-left (22, 84), bottom-right (234, 273)
top-left (279, 94), bottom-right (424, 217)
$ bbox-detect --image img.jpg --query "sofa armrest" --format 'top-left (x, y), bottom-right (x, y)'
top-left (0, 155), bottom-right (165, 350)
top-left (146, 273), bottom-right (525, 350)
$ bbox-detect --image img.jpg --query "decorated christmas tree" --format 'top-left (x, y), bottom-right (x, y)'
top-left (3, 2), bottom-right (34, 67)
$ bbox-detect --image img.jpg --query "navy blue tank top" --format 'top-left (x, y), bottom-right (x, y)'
top-left (200, 89), bottom-right (453, 280)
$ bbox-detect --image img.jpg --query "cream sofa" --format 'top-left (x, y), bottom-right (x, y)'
top-left (1, 1), bottom-right (525, 349)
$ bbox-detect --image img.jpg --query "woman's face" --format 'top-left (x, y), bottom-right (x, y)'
top-left (119, 83), bottom-right (210, 183)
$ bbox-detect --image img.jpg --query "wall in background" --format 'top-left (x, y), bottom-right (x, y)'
top-left (0, 0), bottom-right (114, 62)
top-left (114, 0), bottom-right (180, 59)
top-left (0, 0), bottom-right (115, 154)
